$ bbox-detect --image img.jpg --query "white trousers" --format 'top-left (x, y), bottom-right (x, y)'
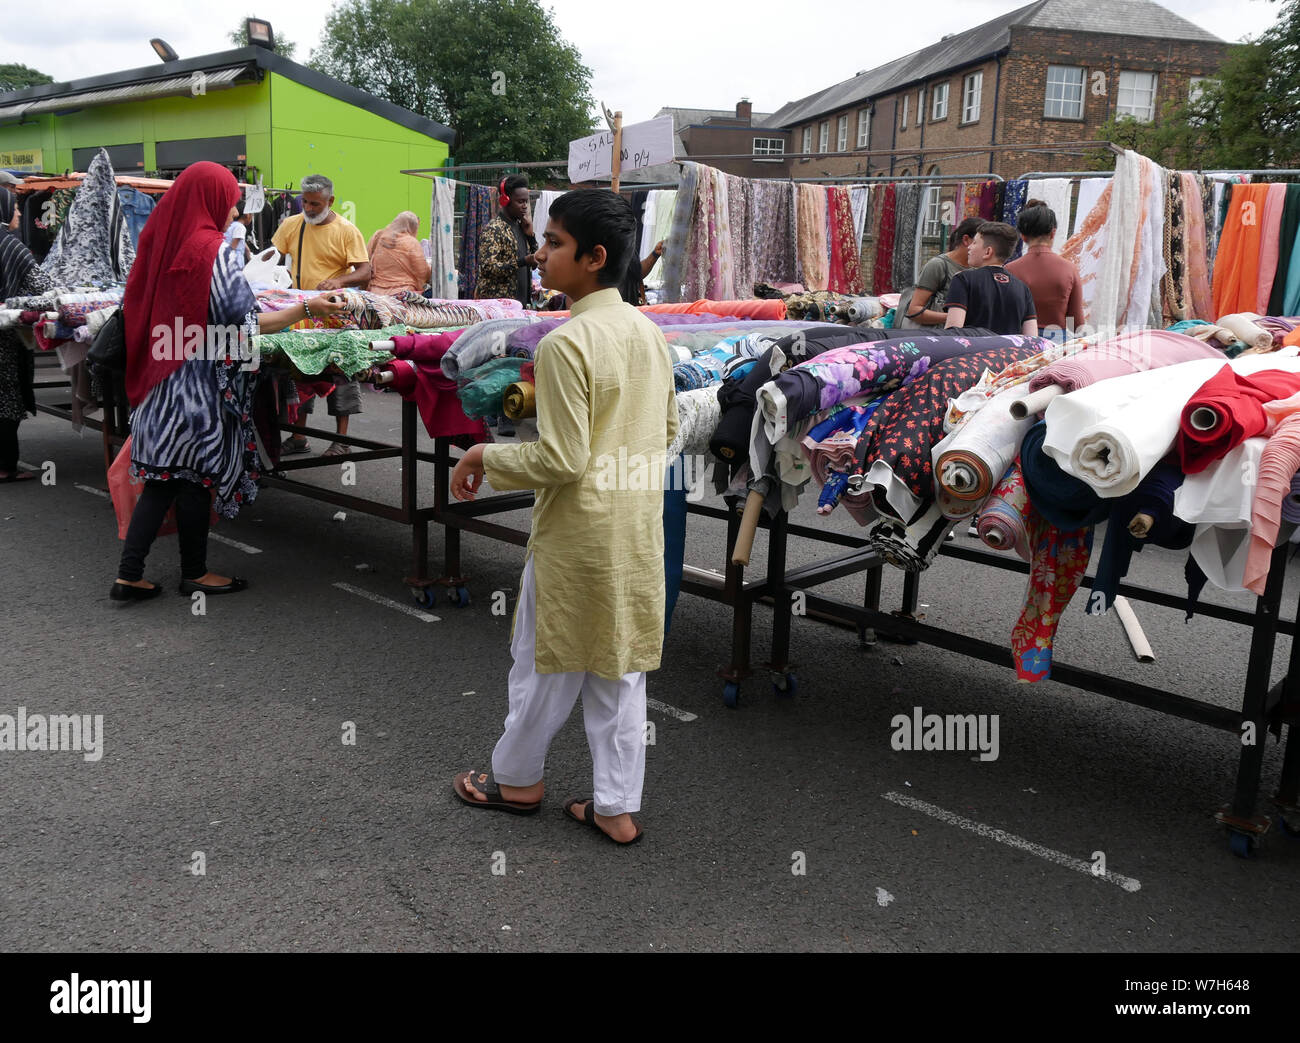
top-left (491, 558), bottom-right (647, 816)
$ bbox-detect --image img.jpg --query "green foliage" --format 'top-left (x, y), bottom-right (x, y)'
top-left (0, 63), bottom-right (54, 94)
top-left (1091, 0), bottom-right (1300, 170)
top-left (228, 19), bottom-right (299, 59)
top-left (310, 0), bottom-right (595, 163)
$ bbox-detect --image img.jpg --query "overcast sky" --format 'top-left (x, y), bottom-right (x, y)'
top-left (1, 0), bottom-right (1283, 123)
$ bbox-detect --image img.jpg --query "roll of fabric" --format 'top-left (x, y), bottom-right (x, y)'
top-left (1027, 329), bottom-right (1222, 395)
top-left (502, 380), bottom-right (536, 420)
top-left (667, 387), bottom-right (721, 458)
top-left (977, 461), bottom-right (1032, 560)
top-left (1020, 420), bottom-right (1108, 530)
top-left (871, 184), bottom-right (897, 295)
top-left (1283, 472), bottom-right (1300, 524)
top-left (1176, 364), bottom-right (1300, 473)
top-left (1215, 312), bottom-right (1272, 351)
top-left (933, 385), bottom-right (1035, 519)
top-left (457, 357), bottom-right (529, 418)
top-left (1041, 355), bottom-right (1300, 499)
top-left (440, 317), bottom-right (536, 380)
top-left (1089, 461), bottom-right (1192, 613)
top-left (845, 296), bottom-right (882, 322)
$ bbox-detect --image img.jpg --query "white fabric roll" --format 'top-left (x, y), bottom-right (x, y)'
top-left (1042, 353), bottom-right (1300, 498)
top-left (1216, 313), bottom-right (1273, 351)
top-left (932, 385), bottom-right (1035, 519)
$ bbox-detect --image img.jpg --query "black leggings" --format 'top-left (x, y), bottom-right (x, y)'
top-left (0, 418), bottom-right (18, 472)
top-left (117, 479), bottom-right (211, 582)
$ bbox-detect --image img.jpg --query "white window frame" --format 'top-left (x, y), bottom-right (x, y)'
top-left (922, 168), bottom-right (943, 239)
top-left (857, 108), bottom-right (870, 148)
top-left (962, 71), bottom-right (983, 124)
top-left (1188, 76), bottom-right (1208, 105)
top-left (901, 94), bottom-right (909, 130)
top-left (931, 83), bottom-right (949, 121)
top-left (1044, 64), bottom-right (1084, 120)
top-left (1117, 70), bottom-right (1158, 122)
top-left (818, 121), bottom-right (829, 153)
top-left (801, 126), bottom-right (813, 156)
top-left (837, 114), bottom-right (849, 151)
top-left (752, 138), bottom-right (786, 156)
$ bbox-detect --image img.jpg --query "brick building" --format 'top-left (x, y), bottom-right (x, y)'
top-left (763, 0), bottom-right (1227, 283)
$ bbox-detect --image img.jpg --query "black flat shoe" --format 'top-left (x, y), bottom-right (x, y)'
top-left (109, 581), bottom-right (162, 602)
top-left (178, 577), bottom-right (249, 596)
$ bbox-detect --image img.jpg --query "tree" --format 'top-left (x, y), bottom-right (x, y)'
top-left (0, 63), bottom-right (54, 94)
top-left (1093, 0), bottom-right (1299, 170)
top-left (228, 18), bottom-right (299, 60)
top-left (310, 0), bottom-right (595, 164)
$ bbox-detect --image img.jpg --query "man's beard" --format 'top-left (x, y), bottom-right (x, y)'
top-left (303, 207), bottom-right (332, 226)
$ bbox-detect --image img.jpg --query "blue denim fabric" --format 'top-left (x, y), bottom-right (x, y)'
top-left (116, 187), bottom-right (155, 247)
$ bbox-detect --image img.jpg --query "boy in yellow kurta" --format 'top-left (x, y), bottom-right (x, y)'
top-left (450, 191), bottom-right (677, 845)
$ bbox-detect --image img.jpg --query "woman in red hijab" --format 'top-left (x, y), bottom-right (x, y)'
top-left (111, 161), bottom-right (345, 602)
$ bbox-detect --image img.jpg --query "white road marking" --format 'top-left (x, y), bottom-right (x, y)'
top-left (882, 791), bottom-right (1141, 892)
top-left (646, 698), bottom-right (697, 722)
top-left (74, 483), bottom-right (109, 499)
top-left (875, 887), bottom-right (894, 907)
top-left (209, 533), bottom-right (262, 555)
top-left (17, 460), bottom-right (38, 471)
top-left (333, 582), bottom-right (440, 622)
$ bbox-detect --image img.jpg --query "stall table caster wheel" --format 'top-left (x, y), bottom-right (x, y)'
top-left (772, 672), bottom-right (797, 697)
top-left (447, 585), bottom-right (470, 608)
top-left (1278, 815), bottom-right (1300, 838)
top-left (722, 682), bottom-right (740, 709)
top-left (411, 587), bottom-right (437, 609)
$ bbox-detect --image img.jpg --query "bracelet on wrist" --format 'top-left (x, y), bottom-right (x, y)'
top-left (303, 300), bottom-right (314, 320)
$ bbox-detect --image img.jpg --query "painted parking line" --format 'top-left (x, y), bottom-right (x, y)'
top-left (209, 533), bottom-right (262, 555)
top-left (646, 698), bottom-right (698, 722)
top-left (74, 483), bottom-right (109, 499)
top-left (882, 791), bottom-right (1141, 892)
top-left (332, 582), bottom-right (440, 622)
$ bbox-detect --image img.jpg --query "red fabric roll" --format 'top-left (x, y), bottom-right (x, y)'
top-left (1177, 365), bottom-right (1300, 473)
top-left (388, 331), bottom-right (489, 442)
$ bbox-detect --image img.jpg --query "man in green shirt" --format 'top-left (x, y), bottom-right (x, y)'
top-left (450, 190), bottom-right (677, 845)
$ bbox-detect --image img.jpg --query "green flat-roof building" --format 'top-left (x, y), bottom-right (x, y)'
top-left (0, 46), bottom-right (455, 240)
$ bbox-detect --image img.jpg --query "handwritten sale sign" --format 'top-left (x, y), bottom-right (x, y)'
top-left (567, 116), bottom-right (674, 183)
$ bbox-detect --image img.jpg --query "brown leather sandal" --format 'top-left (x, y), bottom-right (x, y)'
top-left (453, 769), bottom-right (541, 815)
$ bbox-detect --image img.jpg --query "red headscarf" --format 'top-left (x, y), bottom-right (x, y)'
top-left (124, 161), bottom-right (240, 406)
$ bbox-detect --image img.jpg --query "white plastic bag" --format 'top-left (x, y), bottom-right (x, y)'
top-left (244, 246), bottom-right (290, 289)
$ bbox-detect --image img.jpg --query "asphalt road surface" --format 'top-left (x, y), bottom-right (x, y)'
top-left (2, 384), bottom-right (1298, 953)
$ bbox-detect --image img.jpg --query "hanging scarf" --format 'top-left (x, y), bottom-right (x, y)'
top-left (661, 163), bottom-right (699, 302)
top-left (796, 183), bottom-right (829, 292)
top-left (726, 174), bottom-right (754, 301)
top-left (41, 149), bottom-right (135, 288)
top-left (891, 183), bottom-right (921, 291)
top-left (1182, 173), bottom-right (1213, 320)
top-left (753, 180), bottom-right (796, 287)
top-left (871, 184), bottom-right (897, 295)
top-left (456, 184), bottom-right (493, 300)
top-left (123, 161), bottom-right (238, 407)
top-left (826, 187), bottom-right (862, 295)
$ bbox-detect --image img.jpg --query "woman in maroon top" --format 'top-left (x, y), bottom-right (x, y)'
top-left (1006, 200), bottom-right (1085, 341)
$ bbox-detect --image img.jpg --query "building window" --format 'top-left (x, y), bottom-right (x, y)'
top-left (1188, 76), bottom-right (1210, 105)
top-left (1117, 70), bottom-right (1158, 122)
top-left (857, 108), bottom-right (870, 147)
top-left (801, 126), bottom-right (813, 156)
top-left (818, 121), bottom-right (829, 153)
top-left (836, 115), bottom-right (849, 151)
top-left (962, 71), bottom-right (982, 123)
top-left (753, 138), bottom-right (786, 156)
top-left (922, 167), bottom-right (943, 239)
top-left (901, 94), bottom-right (909, 130)
top-left (931, 83), bottom-right (949, 121)
top-left (1044, 65), bottom-right (1084, 119)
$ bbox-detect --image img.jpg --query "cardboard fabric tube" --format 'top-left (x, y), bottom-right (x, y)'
top-left (1113, 595), bottom-right (1155, 663)
top-left (1009, 384), bottom-right (1064, 420)
top-left (732, 489), bottom-right (765, 566)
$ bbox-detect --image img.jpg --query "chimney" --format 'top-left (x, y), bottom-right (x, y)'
top-left (736, 98), bottom-right (752, 123)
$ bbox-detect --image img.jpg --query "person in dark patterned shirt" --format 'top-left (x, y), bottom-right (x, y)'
top-left (475, 174), bottom-right (537, 307)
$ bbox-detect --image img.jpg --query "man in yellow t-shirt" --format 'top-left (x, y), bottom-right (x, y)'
top-left (272, 174), bottom-right (373, 455)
